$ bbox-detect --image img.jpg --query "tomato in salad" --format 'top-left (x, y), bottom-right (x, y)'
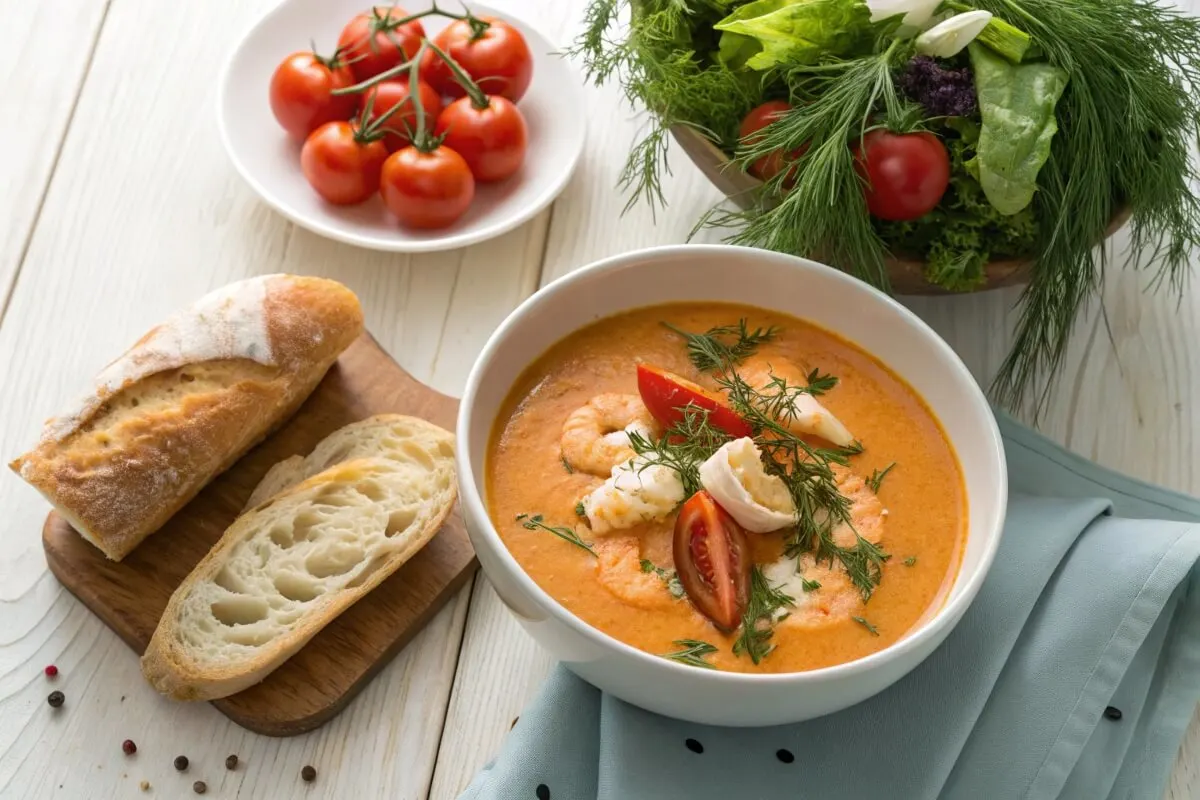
top-left (738, 100), bottom-right (808, 185)
top-left (853, 129), bottom-right (950, 221)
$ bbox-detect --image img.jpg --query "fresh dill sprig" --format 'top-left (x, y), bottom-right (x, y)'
top-left (567, 0), bottom-right (761, 215)
top-left (628, 404), bottom-right (732, 495)
top-left (575, 501), bottom-right (587, 517)
top-left (639, 559), bottom-right (685, 598)
top-left (662, 638), bottom-right (719, 669)
top-left (662, 319), bottom-right (780, 373)
top-left (733, 566), bottom-right (796, 665)
top-left (801, 577), bottom-right (821, 592)
top-left (852, 616), bottom-right (880, 636)
top-left (903, 556), bottom-right (917, 567)
top-left (968, 0), bottom-right (1200, 415)
top-left (515, 513), bottom-right (596, 556)
top-left (560, 455), bottom-right (575, 474)
top-left (865, 462), bottom-right (895, 493)
top-left (803, 368), bottom-right (838, 396)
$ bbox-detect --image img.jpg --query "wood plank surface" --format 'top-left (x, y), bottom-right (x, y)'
top-left (42, 333), bottom-right (475, 736)
top-left (0, 0), bottom-right (110, 306)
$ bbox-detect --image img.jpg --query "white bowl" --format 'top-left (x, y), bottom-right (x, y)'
top-left (218, 0), bottom-right (585, 252)
top-left (456, 244), bottom-right (1008, 727)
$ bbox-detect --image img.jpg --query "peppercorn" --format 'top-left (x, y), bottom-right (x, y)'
top-left (47, 690), bottom-right (65, 708)
top-left (225, 754), bottom-right (239, 770)
top-left (301, 765), bottom-right (317, 782)
top-left (174, 755), bottom-right (189, 771)
top-left (1104, 706), bottom-right (1123, 721)
top-left (44, 665), bottom-right (59, 678)
top-left (193, 780), bottom-right (207, 794)
top-left (122, 739), bottom-right (137, 755)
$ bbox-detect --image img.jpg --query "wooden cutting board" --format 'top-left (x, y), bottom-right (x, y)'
top-left (41, 333), bottom-right (477, 737)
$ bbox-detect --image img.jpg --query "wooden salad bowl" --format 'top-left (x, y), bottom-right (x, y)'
top-left (671, 126), bottom-right (1132, 296)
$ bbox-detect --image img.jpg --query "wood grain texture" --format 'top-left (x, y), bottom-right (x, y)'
top-left (40, 334), bottom-right (474, 736)
top-left (0, 0), bottom-right (544, 792)
top-left (0, 0), bottom-right (110, 307)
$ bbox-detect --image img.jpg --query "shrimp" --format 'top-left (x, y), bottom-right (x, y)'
top-left (761, 466), bottom-right (886, 628)
top-left (594, 536), bottom-right (679, 611)
top-left (560, 393), bottom-right (657, 476)
top-left (736, 357), bottom-right (856, 447)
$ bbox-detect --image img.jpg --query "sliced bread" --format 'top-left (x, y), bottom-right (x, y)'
top-left (141, 417), bottom-right (456, 701)
top-left (244, 414), bottom-right (455, 510)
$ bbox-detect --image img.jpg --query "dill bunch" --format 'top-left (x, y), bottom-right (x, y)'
top-left (968, 0), bottom-right (1200, 411)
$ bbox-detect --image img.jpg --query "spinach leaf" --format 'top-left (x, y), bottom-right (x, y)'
top-left (967, 42), bottom-right (1068, 215)
top-left (714, 0), bottom-right (871, 71)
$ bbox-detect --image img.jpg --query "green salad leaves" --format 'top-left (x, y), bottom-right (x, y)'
top-left (572, 0), bottom-right (1200, 413)
top-left (715, 0), bottom-right (872, 70)
top-left (967, 42), bottom-right (1067, 216)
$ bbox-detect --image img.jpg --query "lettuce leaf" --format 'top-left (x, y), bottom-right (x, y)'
top-left (714, 0), bottom-right (872, 71)
top-left (967, 42), bottom-right (1068, 215)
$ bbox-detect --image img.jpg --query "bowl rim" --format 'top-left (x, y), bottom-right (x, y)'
top-left (457, 242), bottom-right (1008, 686)
top-left (215, 0), bottom-right (586, 254)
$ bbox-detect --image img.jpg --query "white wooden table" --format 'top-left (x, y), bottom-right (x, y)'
top-left (0, 0), bottom-right (1196, 797)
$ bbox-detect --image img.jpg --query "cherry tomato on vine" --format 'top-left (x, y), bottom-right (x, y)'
top-left (420, 18), bottom-right (533, 103)
top-left (738, 100), bottom-right (808, 185)
top-left (361, 78), bottom-right (443, 152)
top-left (433, 95), bottom-right (527, 182)
top-left (269, 51), bottom-right (358, 140)
top-left (337, 5), bottom-right (426, 82)
top-left (379, 145), bottom-right (476, 229)
top-left (300, 121), bottom-right (389, 205)
top-left (852, 129), bottom-right (950, 221)
top-left (673, 490), bottom-right (751, 632)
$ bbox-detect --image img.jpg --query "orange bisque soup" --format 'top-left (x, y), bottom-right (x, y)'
top-left (487, 302), bottom-right (967, 674)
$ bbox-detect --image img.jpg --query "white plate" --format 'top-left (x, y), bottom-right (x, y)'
top-left (218, 0), bottom-right (586, 252)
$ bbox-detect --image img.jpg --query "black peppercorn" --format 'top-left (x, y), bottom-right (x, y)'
top-left (47, 690), bottom-right (65, 708)
top-left (193, 780), bottom-right (207, 794)
top-left (122, 739), bottom-right (137, 755)
top-left (1104, 706), bottom-right (1123, 721)
top-left (174, 755), bottom-right (189, 771)
top-left (225, 754), bottom-right (239, 770)
top-left (301, 765), bottom-right (317, 782)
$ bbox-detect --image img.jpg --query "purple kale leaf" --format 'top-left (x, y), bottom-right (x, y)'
top-left (897, 56), bottom-right (979, 118)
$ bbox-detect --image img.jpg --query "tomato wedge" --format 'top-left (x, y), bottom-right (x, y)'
top-left (674, 491), bottom-right (751, 632)
top-left (637, 364), bottom-right (752, 438)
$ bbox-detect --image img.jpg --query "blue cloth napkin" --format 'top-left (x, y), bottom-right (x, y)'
top-left (461, 412), bottom-right (1200, 800)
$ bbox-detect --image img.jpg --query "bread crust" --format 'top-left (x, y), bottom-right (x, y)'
top-left (9, 275), bottom-right (363, 560)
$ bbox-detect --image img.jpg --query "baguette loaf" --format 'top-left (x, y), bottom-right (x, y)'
top-left (10, 275), bottom-right (363, 560)
top-left (140, 418), bottom-right (456, 701)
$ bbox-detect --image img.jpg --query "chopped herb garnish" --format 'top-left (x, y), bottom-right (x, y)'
top-left (628, 404), bottom-right (731, 496)
top-left (903, 556), bottom-right (917, 567)
top-left (734, 567), bottom-right (796, 665)
top-left (574, 501), bottom-right (587, 517)
top-left (852, 616), bottom-right (880, 636)
top-left (804, 368), bottom-right (838, 396)
top-left (560, 455), bottom-right (574, 474)
top-left (663, 319), bottom-right (779, 373)
top-left (865, 462), bottom-right (896, 493)
top-left (801, 577), bottom-right (821, 592)
top-left (515, 513), bottom-right (596, 556)
top-left (662, 639), bottom-right (719, 669)
top-left (639, 559), bottom-right (685, 598)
